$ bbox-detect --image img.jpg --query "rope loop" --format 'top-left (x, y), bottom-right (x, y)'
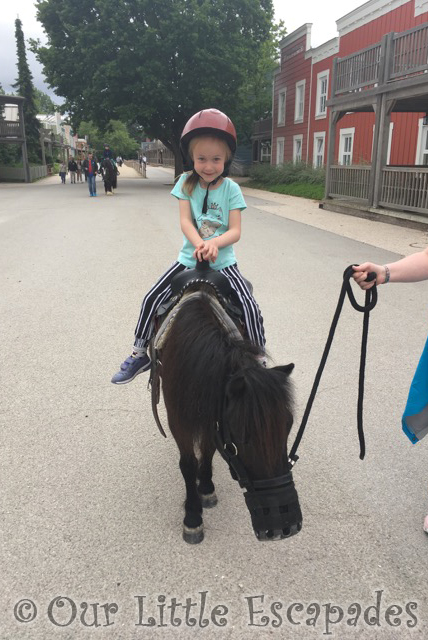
top-left (289, 264), bottom-right (378, 465)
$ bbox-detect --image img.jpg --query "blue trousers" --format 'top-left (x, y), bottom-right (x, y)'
top-left (87, 174), bottom-right (96, 195)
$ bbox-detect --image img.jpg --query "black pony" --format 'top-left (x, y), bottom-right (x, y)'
top-left (155, 270), bottom-right (302, 544)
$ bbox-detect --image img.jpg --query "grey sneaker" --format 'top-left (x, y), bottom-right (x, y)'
top-left (111, 354), bottom-right (151, 384)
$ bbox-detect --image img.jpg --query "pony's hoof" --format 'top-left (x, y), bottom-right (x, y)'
top-left (183, 523), bottom-right (204, 544)
top-left (200, 491), bottom-right (218, 509)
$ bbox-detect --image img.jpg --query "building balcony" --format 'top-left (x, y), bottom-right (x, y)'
top-left (333, 23), bottom-right (428, 98)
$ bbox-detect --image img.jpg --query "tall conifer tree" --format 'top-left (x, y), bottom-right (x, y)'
top-left (12, 18), bottom-right (41, 162)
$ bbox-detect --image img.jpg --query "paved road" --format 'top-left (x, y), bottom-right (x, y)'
top-left (1, 165), bottom-right (428, 639)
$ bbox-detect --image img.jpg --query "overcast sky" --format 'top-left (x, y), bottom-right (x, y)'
top-left (0, 0), bottom-right (363, 104)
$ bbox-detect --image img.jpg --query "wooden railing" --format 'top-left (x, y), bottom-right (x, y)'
top-left (334, 22), bottom-right (428, 95)
top-left (145, 147), bottom-right (175, 167)
top-left (328, 165), bottom-right (371, 200)
top-left (124, 160), bottom-right (147, 177)
top-left (380, 166), bottom-right (428, 213)
top-left (392, 24), bottom-right (428, 78)
top-left (0, 120), bottom-right (22, 138)
top-left (335, 44), bottom-right (382, 94)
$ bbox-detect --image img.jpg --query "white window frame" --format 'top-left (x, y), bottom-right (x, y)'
top-left (293, 134), bottom-right (303, 163)
top-left (260, 141), bottom-right (271, 163)
top-left (277, 89), bottom-right (286, 126)
top-left (416, 118), bottom-right (428, 165)
top-left (294, 80), bottom-right (305, 124)
top-left (339, 127), bottom-right (355, 165)
top-left (315, 70), bottom-right (329, 119)
top-left (313, 132), bottom-right (326, 168)
top-left (276, 137), bottom-right (285, 165)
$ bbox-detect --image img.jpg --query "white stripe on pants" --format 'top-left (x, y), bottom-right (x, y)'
top-left (133, 261), bottom-right (265, 350)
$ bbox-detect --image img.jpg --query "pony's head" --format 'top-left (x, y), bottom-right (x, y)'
top-left (220, 362), bottom-right (302, 541)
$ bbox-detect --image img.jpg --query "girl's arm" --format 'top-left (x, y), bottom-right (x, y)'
top-left (353, 248), bottom-right (428, 289)
top-left (179, 199), bottom-right (204, 247)
top-left (197, 209), bottom-right (241, 263)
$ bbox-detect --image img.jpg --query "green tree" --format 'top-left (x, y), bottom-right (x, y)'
top-left (34, 88), bottom-right (58, 115)
top-left (77, 119), bottom-right (139, 157)
top-left (13, 18), bottom-right (41, 163)
top-left (32, 0), bottom-right (279, 174)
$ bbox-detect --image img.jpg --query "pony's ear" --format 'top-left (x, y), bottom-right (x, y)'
top-left (228, 375), bottom-right (246, 396)
top-left (273, 363), bottom-right (294, 376)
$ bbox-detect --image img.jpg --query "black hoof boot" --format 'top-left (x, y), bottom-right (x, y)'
top-left (183, 524), bottom-right (204, 544)
top-left (199, 491), bottom-right (218, 509)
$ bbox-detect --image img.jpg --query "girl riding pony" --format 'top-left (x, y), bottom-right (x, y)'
top-left (112, 108), bottom-right (266, 384)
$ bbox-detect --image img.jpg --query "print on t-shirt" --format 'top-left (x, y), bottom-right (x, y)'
top-left (196, 202), bottom-right (224, 239)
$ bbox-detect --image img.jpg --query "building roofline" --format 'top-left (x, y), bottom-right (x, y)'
top-left (0, 95), bottom-right (25, 104)
top-left (336, 0), bottom-right (411, 35)
top-left (279, 23), bottom-right (312, 50)
top-left (305, 37), bottom-right (339, 63)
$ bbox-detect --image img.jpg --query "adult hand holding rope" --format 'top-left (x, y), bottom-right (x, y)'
top-left (353, 247), bottom-right (428, 534)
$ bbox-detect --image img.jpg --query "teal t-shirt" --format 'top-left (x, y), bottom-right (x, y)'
top-left (171, 173), bottom-right (247, 271)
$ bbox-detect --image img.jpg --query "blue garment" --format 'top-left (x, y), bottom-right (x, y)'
top-left (87, 174), bottom-right (96, 196)
top-left (402, 333), bottom-right (428, 443)
top-left (171, 173), bottom-right (246, 271)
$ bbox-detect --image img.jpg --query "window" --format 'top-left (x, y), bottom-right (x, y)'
top-left (339, 128), bottom-right (355, 165)
top-left (260, 141), bottom-right (271, 163)
top-left (293, 135), bottom-right (303, 163)
top-left (276, 137), bottom-right (285, 165)
top-left (277, 90), bottom-right (286, 126)
top-left (294, 80), bottom-right (305, 123)
top-left (313, 132), bottom-right (326, 168)
top-left (315, 71), bottom-right (329, 118)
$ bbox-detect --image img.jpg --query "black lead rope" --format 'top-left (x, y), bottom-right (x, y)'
top-left (288, 265), bottom-right (378, 465)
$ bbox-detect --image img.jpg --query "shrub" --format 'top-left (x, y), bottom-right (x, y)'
top-left (249, 162), bottom-right (325, 186)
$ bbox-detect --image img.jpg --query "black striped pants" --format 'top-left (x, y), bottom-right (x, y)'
top-left (134, 261), bottom-right (266, 350)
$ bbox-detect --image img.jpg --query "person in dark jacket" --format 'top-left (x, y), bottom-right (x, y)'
top-left (68, 158), bottom-right (78, 183)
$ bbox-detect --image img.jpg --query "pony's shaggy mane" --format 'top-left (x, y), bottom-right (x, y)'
top-left (161, 292), bottom-right (294, 475)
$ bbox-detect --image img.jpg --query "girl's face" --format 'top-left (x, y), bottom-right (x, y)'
top-left (191, 137), bottom-right (229, 183)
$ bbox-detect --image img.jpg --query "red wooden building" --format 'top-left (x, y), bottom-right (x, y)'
top-left (271, 0), bottom-right (428, 217)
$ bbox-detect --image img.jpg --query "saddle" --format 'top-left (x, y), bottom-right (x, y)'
top-left (155, 259), bottom-right (252, 329)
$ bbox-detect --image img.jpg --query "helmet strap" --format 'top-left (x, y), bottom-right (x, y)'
top-left (193, 170), bottom-right (221, 214)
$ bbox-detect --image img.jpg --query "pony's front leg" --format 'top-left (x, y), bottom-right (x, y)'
top-left (198, 440), bottom-right (218, 508)
top-left (179, 453), bottom-right (204, 544)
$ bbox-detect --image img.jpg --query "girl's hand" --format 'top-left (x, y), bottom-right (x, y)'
top-left (193, 241), bottom-right (206, 262)
top-left (200, 239), bottom-right (219, 263)
top-left (352, 262), bottom-right (385, 289)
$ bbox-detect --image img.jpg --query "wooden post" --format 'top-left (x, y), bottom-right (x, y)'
top-left (18, 102), bottom-right (31, 183)
top-left (325, 110), bottom-right (345, 199)
top-left (368, 97), bottom-right (381, 206)
top-left (373, 97), bottom-right (395, 208)
top-left (40, 130), bottom-right (46, 167)
top-left (325, 58), bottom-right (339, 199)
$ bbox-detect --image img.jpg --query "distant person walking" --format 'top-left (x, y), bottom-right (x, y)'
top-left (81, 154), bottom-right (88, 181)
top-left (59, 162), bottom-right (67, 184)
top-left (68, 158), bottom-right (77, 183)
top-left (83, 152), bottom-right (98, 197)
top-left (76, 158), bottom-right (83, 182)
